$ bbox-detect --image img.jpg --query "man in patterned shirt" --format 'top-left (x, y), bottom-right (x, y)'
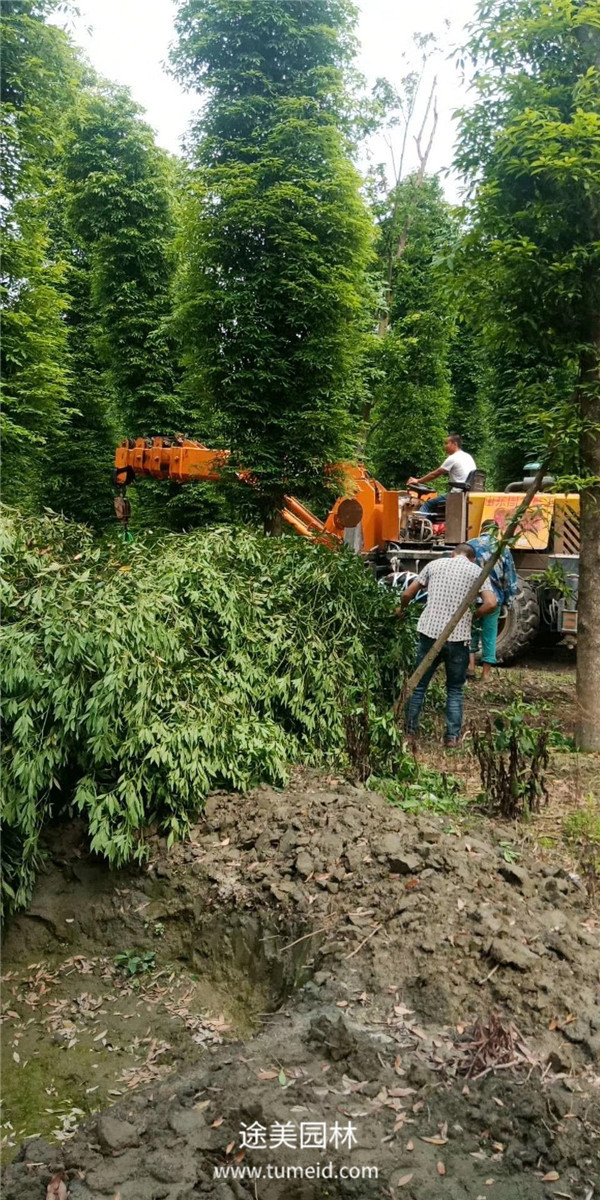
top-left (398, 545), bottom-right (497, 747)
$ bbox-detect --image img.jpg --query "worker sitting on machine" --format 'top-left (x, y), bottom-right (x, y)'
top-left (407, 434), bottom-right (477, 520)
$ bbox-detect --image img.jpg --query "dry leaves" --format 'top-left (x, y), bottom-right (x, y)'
top-left (45, 1175), bottom-right (67, 1200)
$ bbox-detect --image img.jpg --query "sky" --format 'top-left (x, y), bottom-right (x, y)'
top-left (57, 0), bottom-right (478, 200)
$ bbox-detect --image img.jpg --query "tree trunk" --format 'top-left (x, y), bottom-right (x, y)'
top-left (264, 505), bottom-right (283, 536)
top-left (576, 315), bottom-right (600, 750)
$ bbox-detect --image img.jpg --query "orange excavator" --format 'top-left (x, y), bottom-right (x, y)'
top-left (113, 436), bottom-right (580, 662)
top-left (113, 436), bottom-right (401, 548)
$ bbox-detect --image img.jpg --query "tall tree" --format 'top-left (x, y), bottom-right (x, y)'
top-left (455, 0), bottom-right (600, 749)
top-left (368, 173), bottom-right (455, 485)
top-left (1, 0), bottom-right (80, 508)
top-left (447, 319), bottom-right (491, 474)
top-left (170, 0), bottom-right (374, 528)
top-left (63, 86), bottom-right (182, 434)
top-left (43, 229), bottom-right (119, 527)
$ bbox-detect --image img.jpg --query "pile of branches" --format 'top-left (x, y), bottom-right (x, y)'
top-left (458, 1013), bottom-right (531, 1080)
top-left (0, 508), bottom-right (414, 915)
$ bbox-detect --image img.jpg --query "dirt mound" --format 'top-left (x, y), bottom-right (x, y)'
top-left (3, 771), bottom-right (599, 1198)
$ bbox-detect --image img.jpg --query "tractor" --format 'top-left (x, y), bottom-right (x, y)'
top-left (113, 439), bottom-right (580, 663)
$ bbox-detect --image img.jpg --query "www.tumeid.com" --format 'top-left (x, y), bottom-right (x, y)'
top-left (213, 1162), bottom-right (379, 1181)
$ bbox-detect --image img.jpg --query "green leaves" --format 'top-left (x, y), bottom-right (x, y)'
top-left (453, 0), bottom-right (600, 484)
top-left (368, 174), bottom-right (455, 484)
top-left (170, 0), bottom-right (373, 522)
top-left (0, 508), bottom-right (412, 917)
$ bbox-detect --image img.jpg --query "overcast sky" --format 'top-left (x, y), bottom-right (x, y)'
top-left (57, 0), bottom-right (477, 199)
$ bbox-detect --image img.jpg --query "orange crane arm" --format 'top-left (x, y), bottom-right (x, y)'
top-left (113, 438), bottom-right (404, 550)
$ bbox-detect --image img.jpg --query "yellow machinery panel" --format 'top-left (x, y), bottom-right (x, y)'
top-left (477, 494), bottom-right (555, 550)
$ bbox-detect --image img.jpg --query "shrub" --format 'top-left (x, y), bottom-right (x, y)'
top-left (563, 796), bottom-right (600, 894)
top-left (472, 700), bottom-right (549, 820)
top-left (1, 508), bottom-right (413, 915)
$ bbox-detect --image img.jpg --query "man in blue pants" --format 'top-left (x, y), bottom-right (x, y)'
top-left (468, 521), bottom-right (519, 681)
top-left (398, 545), bottom-right (497, 747)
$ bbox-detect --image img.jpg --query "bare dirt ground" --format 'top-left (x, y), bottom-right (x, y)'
top-left (2, 656), bottom-right (599, 1200)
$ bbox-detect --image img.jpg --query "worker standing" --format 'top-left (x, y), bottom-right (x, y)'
top-left (407, 434), bottom-right (477, 519)
top-left (398, 545), bottom-right (497, 747)
top-left (468, 521), bottom-right (519, 681)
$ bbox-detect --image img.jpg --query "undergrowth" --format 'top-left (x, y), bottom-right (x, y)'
top-left (563, 796), bottom-right (600, 893)
top-left (1, 507), bottom-right (414, 915)
top-left (370, 761), bottom-right (465, 815)
top-left (473, 698), bottom-right (550, 819)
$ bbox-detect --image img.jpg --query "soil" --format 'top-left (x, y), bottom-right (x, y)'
top-left (2, 656), bottom-right (599, 1199)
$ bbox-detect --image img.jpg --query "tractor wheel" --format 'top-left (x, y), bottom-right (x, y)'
top-left (495, 578), bottom-right (541, 664)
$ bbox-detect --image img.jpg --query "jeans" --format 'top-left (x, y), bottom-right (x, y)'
top-left (405, 633), bottom-right (470, 741)
top-left (417, 495), bottom-right (446, 519)
top-left (471, 608), bottom-right (501, 664)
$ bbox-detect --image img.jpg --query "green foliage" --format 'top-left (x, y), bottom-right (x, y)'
top-left (498, 840), bottom-right (520, 864)
top-left (63, 86), bottom-right (182, 434)
top-left (447, 318), bottom-right (492, 476)
top-left (114, 950), bottom-right (156, 976)
top-left (563, 794), bottom-right (600, 889)
top-left (0, 0), bottom-right (81, 507)
top-left (170, 0), bottom-right (374, 522)
top-left (0, 507), bottom-right (414, 916)
top-left (42, 221), bottom-right (121, 528)
top-left (368, 174), bottom-right (455, 484)
top-left (371, 761), bottom-right (464, 815)
top-left (454, 0), bottom-right (600, 481)
top-left (494, 693), bottom-right (577, 750)
top-left (1, 4), bottom-right (185, 526)
top-left (563, 796), bottom-right (600, 851)
top-left (473, 698), bottom-right (550, 819)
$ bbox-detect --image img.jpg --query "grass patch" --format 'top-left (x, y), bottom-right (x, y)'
top-left (370, 759), bottom-right (465, 816)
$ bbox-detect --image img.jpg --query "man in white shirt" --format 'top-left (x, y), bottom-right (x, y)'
top-left (398, 545), bottom-right (497, 746)
top-left (407, 434), bottom-right (477, 520)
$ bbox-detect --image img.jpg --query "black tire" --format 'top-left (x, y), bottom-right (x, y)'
top-left (495, 577), bottom-right (541, 663)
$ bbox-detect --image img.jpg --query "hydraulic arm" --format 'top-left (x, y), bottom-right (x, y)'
top-left (113, 437), bottom-right (404, 547)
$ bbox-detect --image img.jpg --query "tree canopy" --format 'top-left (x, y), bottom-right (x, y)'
top-left (170, 0), bottom-right (374, 525)
top-left (1, 0), bottom-right (81, 508)
top-left (455, 0), bottom-right (600, 747)
top-left (368, 173), bottom-right (456, 485)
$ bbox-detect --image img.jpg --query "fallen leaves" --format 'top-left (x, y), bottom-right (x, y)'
top-left (397, 1172), bottom-right (413, 1187)
top-left (437, 1161), bottom-right (446, 1176)
top-left (549, 1014), bottom-right (576, 1031)
top-left (45, 1175), bottom-right (67, 1200)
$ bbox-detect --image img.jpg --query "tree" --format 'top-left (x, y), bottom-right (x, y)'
top-left (447, 318), bottom-right (491, 474)
top-left (455, 0), bottom-right (600, 749)
top-left (368, 173), bottom-right (455, 485)
top-left (170, 0), bottom-right (374, 528)
top-left (63, 86), bottom-right (182, 434)
top-left (43, 233), bottom-right (120, 527)
top-left (1, 0), bottom-right (80, 508)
